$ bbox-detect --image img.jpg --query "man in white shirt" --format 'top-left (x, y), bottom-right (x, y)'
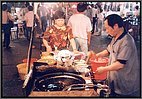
top-left (67, 3), bottom-right (92, 55)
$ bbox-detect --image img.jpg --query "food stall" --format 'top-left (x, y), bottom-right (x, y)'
top-left (21, 49), bottom-right (110, 97)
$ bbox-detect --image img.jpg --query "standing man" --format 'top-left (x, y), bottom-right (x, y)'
top-left (88, 14), bottom-right (140, 97)
top-left (24, 5), bottom-right (34, 40)
top-left (2, 4), bottom-right (14, 49)
top-left (38, 3), bottom-right (48, 32)
top-left (67, 3), bottom-right (92, 55)
top-left (91, 4), bottom-right (98, 34)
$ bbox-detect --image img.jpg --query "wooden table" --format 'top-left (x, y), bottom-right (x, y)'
top-left (29, 89), bottom-right (98, 97)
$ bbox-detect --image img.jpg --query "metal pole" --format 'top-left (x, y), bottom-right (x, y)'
top-left (26, 4), bottom-right (35, 74)
top-left (26, 28), bottom-right (34, 74)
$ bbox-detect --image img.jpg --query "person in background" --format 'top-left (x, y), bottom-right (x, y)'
top-left (67, 3), bottom-right (92, 55)
top-left (43, 10), bottom-right (77, 53)
top-left (84, 4), bottom-right (92, 23)
top-left (36, 4), bottom-right (41, 20)
top-left (133, 5), bottom-right (140, 22)
top-left (87, 14), bottom-right (140, 97)
top-left (19, 5), bottom-right (28, 37)
top-left (91, 4), bottom-right (98, 34)
top-left (96, 4), bottom-right (104, 36)
top-left (2, 4), bottom-right (14, 49)
top-left (24, 5), bottom-right (34, 40)
top-left (34, 4), bottom-right (42, 38)
top-left (38, 3), bottom-right (48, 32)
top-left (33, 13), bottom-right (42, 38)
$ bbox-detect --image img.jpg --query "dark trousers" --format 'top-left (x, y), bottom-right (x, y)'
top-left (41, 16), bottom-right (47, 33)
top-left (23, 21), bottom-right (26, 37)
top-left (25, 27), bottom-right (32, 40)
top-left (92, 17), bottom-right (98, 33)
top-left (2, 24), bottom-right (11, 48)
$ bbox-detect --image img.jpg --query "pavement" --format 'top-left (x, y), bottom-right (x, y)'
top-left (2, 32), bottom-right (140, 97)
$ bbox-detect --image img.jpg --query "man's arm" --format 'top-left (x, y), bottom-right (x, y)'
top-left (96, 61), bottom-right (124, 74)
top-left (96, 49), bottom-right (109, 58)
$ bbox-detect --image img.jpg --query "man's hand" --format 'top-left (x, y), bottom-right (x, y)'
top-left (95, 66), bottom-right (107, 74)
top-left (87, 51), bottom-right (96, 59)
top-left (86, 51), bottom-right (95, 64)
top-left (73, 49), bottom-right (79, 54)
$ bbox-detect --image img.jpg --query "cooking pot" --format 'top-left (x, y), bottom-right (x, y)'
top-left (34, 72), bottom-right (86, 91)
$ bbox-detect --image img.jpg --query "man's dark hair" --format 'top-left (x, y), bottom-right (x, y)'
top-left (135, 6), bottom-right (139, 10)
top-left (77, 3), bottom-right (87, 12)
top-left (2, 4), bottom-right (8, 11)
top-left (28, 6), bottom-right (33, 11)
top-left (25, 2), bottom-right (30, 7)
top-left (53, 10), bottom-right (65, 20)
top-left (105, 14), bottom-right (124, 28)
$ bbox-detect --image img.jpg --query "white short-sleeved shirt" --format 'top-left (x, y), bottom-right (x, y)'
top-left (92, 8), bottom-right (98, 17)
top-left (67, 13), bottom-right (92, 39)
top-left (107, 31), bottom-right (140, 95)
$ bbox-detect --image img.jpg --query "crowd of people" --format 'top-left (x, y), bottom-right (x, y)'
top-left (2, 2), bottom-right (140, 97)
top-left (2, 2), bottom-right (140, 49)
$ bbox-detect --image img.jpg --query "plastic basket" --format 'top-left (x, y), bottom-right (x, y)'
top-left (16, 63), bottom-right (32, 80)
top-left (90, 57), bottom-right (108, 81)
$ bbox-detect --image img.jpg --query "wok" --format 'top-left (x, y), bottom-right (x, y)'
top-left (34, 72), bottom-right (86, 91)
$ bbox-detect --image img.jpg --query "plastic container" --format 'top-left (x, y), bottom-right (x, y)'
top-left (90, 57), bottom-right (108, 81)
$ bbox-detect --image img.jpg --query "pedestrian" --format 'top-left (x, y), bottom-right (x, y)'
top-left (133, 5), bottom-right (140, 20)
top-left (84, 4), bottom-right (92, 22)
top-left (38, 3), bottom-right (48, 32)
top-left (19, 5), bottom-right (28, 36)
top-left (87, 14), bottom-right (140, 97)
top-left (24, 5), bottom-right (34, 40)
top-left (91, 4), bottom-right (98, 34)
top-left (67, 3), bottom-right (92, 55)
top-left (2, 4), bottom-right (14, 49)
top-left (96, 4), bottom-right (104, 35)
top-left (42, 10), bottom-right (77, 53)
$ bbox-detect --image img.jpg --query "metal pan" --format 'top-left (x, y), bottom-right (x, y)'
top-left (34, 72), bottom-right (86, 91)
